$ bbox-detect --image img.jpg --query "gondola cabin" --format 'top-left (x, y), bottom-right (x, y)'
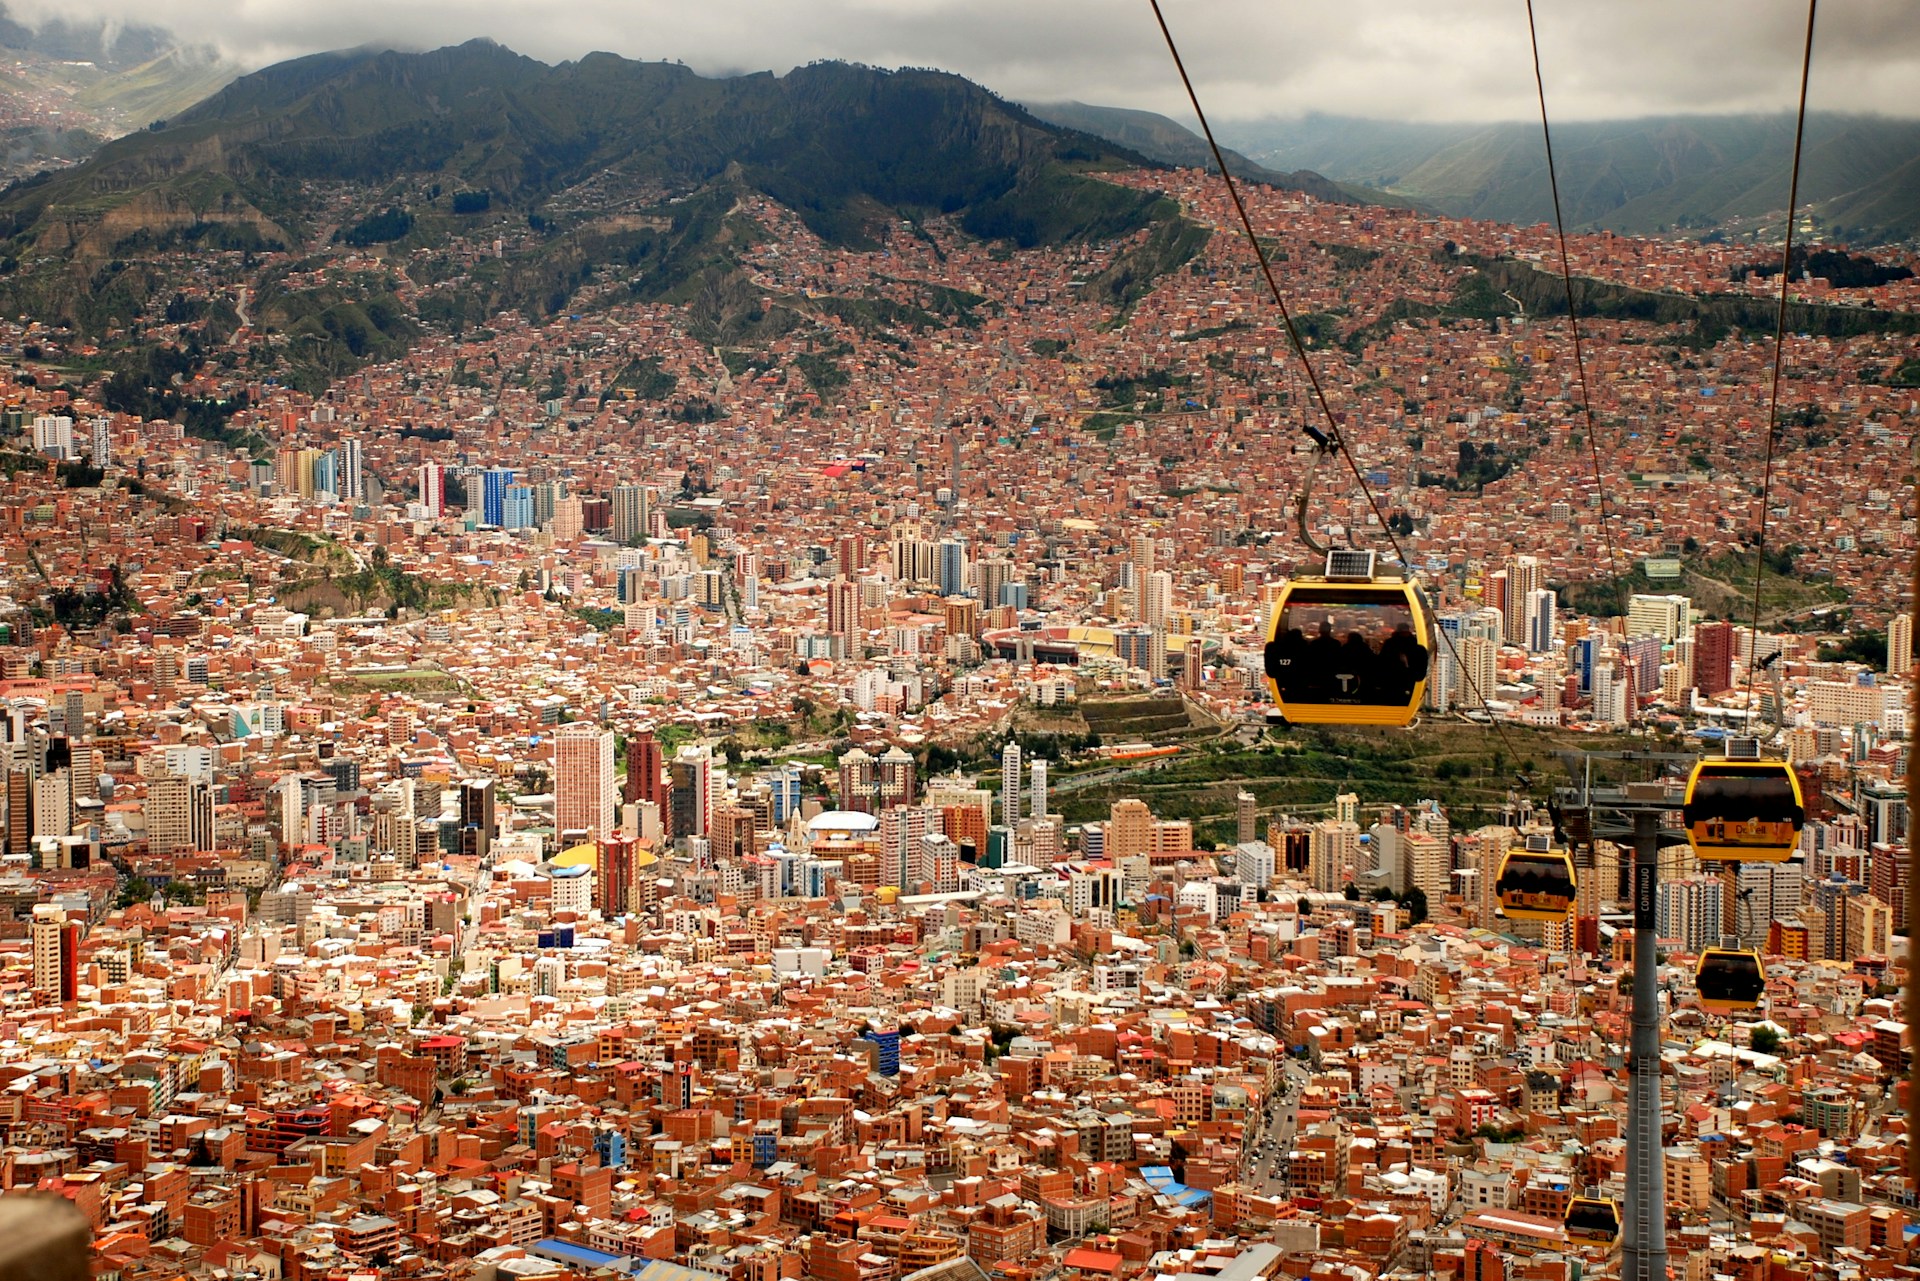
top-left (1696, 947), bottom-right (1766, 1014)
top-left (1564, 1197), bottom-right (1620, 1244)
top-left (1263, 550), bottom-right (1431, 727)
top-left (1496, 835), bottom-right (1576, 922)
top-left (1682, 757), bottom-right (1804, 863)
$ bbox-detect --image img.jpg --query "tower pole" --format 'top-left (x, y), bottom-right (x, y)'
top-left (1621, 806), bottom-right (1668, 1281)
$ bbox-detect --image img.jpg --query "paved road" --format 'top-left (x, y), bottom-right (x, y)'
top-left (1240, 1061), bottom-right (1304, 1195)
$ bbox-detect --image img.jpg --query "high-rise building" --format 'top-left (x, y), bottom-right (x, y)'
top-left (532, 481), bottom-right (561, 527)
top-left (974, 557), bottom-right (1014, 611)
top-left (1121, 533), bottom-right (1152, 587)
top-left (460, 779), bottom-right (495, 859)
top-left (1525, 588), bottom-right (1558, 653)
top-left (1143, 570), bottom-right (1173, 633)
top-left (673, 746), bottom-right (714, 838)
top-left (1000, 742), bottom-right (1022, 826)
top-left (1107, 798), bottom-right (1152, 861)
top-left (836, 535), bottom-right (865, 579)
top-left (826, 578), bottom-right (860, 656)
top-left (597, 834), bottom-right (642, 916)
top-left (1505, 556), bottom-right (1542, 646)
top-left (838, 747), bottom-right (877, 813)
top-left (501, 484), bottom-right (536, 530)
top-left (1309, 817), bottom-right (1361, 893)
top-left (33, 769), bottom-right (71, 839)
top-left (554, 724), bottom-right (617, 842)
top-left (1236, 791), bottom-right (1258, 846)
top-left (624, 731), bottom-right (665, 809)
top-left (30, 905), bottom-right (76, 1001)
top-left (145, 773), bottom-right (214, 855)
top-left (1592, 665), bottom-right (1633, 727)
top-left (1693, 621), bottom-right (1735, 695)
top-left (336, 438), bottom-right (365, 500)
top-left (891, 521), bottom-right (936, 585)
top-left (482, 468), bottom-right (515, 528)
top-left (1427, 614), bottom-right (1462, 712)
top-left (937, 538), bottom-right (970, 598)
top-left (612, 484), bottom-right (650, 545)
top-left (552, 494), bottom-right (584, 541)
top-left (1891, 612), bottom-right (1913, 676)
top-left (1484, 569), bottom-right (1510, 641)
top-left (32, 414), bottom-right (74, 458)
top-left (1030, 759), bottom-right (1048, 823)
top-left (767, 765), bottom-right (803, 824)
top-left (879, 746), bottom-right (917, 809)
top-left (1459, 635), bottom-right (1500, 710)
top-left (1406, 831), bottom-right (1450, 900)
top-left (1627, 594), bottom-right (1692, 643)
top-left (1658, 876), bottom-right (1722, 953)
top-left (417, 463), bottom-right (446, 517)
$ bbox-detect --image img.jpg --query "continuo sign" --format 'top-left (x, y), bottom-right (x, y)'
top-left (1634, 863), bottom-right (1657, 929)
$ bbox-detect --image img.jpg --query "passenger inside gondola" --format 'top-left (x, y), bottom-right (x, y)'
top-left (1379, 622), bottom-right (1428, 700)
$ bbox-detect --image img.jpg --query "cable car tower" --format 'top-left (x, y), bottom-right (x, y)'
top-left (1554, 775), bottom-right (1688, 1281)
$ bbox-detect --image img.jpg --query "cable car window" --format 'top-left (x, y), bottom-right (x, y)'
top-left (1496, 850), bottom-right (1575, 919)
top-left (1564, 1199), bottom-right (1619, 1241)
top-left (1267, 588), bottom-right (1429, 708)
top-left (1697, 950), bottom-right (1765, 1007)
top-left (1684, 772), bottom-right (1803, 824)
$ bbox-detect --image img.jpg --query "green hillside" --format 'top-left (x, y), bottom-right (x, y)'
top-left (75, 48), bottom-right (242, 128)
top-left (5, 43), bottom-right (1171, 252)
top-left (0, 42), bottom-right (1209, 383)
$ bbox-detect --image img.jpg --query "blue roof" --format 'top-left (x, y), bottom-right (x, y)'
top-left (534, 1239), bottom-right (626, 1266)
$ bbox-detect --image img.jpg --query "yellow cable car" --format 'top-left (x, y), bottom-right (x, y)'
top-left (1495, 839), bottom-right (1577, 921)
top-left (1564, 1196), bottom-right (1620, 1244)
top-left (1263, 550), bottom-right (1431, 728)
top-left (1682, 757), bottom-right (1804, 863)
top-left (1696, 947), bottom-right (1766, 1014)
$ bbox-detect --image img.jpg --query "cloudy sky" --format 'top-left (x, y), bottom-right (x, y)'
top-left (19, 0), bottom-right (1919, 123)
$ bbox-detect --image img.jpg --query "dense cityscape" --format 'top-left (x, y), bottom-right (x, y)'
top-left (0, 23), bottom-right (1916, 1281)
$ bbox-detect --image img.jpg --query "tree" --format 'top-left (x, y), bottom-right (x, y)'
top-left (1342, 882), bottom-right (1360, 901)
top-left (1296, 897), bottom-right (1312, 916)
top-left (1400, 886), bottom-right (1429, 926)
top-left (1750, 1025), bottom-right (1782, 1055)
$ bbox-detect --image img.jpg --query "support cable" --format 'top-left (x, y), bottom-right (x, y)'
top-left (1524, 0), bottom-right (1628, 606)
top-left (1742, 0), bottom-right (1819, 707)
top-left (1148, 0), bottom-right (1527, 768)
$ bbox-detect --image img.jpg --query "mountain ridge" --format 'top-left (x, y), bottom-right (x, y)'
top-left (1020, 100), bottom-right (1405, 208)
top-left (1218, 111), bottom-right (1920, 244)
